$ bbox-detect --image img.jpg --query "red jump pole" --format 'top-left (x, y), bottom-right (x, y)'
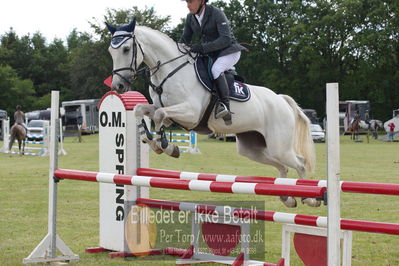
top-left (54, 169), bottom-right (326, 198)
top-left (137, 168), bottom-right (399, 196)
top-left (135, 198), bottom-right (399, 236)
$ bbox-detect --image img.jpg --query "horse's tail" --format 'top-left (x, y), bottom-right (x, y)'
top-left (8, 126), bottom-right (16, 151)
top-left (281, 94), bottom-right (315, 174)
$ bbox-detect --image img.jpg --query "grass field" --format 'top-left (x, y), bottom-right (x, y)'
top-left (1, 133), bottom-right (399, 265)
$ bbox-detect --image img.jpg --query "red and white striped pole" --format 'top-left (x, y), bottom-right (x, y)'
top-left (54, 169), bottom-right (326, 199)
top-left (137, 168), bottom-right (399, 196)
top-left (135, 198), bottom-right (399, 235)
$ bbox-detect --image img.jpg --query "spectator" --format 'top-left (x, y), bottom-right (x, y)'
top-left (388, 122), bottom-right (395, 142)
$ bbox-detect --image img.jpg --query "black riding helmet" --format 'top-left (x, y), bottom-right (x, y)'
top-left (16, 105), bottom-right (21, 110)
top-left (182, 0), bottom-right (208, 14)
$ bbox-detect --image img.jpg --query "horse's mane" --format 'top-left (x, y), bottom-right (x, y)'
top-left (136, 25), bottom-right (189, 54)
top-left (138, 25), bottom-right (176, 45)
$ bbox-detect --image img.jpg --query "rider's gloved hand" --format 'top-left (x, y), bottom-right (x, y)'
top-left (190, 44), bottom-right (204, 54)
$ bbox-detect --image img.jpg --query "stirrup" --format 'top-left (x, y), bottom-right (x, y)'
top-left (215, 103), bottom-right (229, 119)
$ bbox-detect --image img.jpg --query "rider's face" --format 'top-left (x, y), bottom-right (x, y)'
top-left (186, 0), bottom-right (203, 14)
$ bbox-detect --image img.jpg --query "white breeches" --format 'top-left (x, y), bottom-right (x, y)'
top-left (211, 51), bottom-right (241, 79)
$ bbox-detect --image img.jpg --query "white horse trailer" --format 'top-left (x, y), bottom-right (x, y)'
top-left (62, 99), bottom-right (99, 134)
top-left (339, 100), bottom-right (370, 133)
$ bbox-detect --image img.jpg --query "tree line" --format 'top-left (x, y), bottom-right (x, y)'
top-left (0, 0), bottom-right (397, 121)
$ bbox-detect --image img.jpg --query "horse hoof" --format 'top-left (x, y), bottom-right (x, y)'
top-left (163, 145), bottom-right (180, 158)
top-left (280, 196), bottom-right (297, 208)
top-left (170, 146), bottom-right (180, 158)
top-left (301, 198), bottom-right (321, 207)
top-left (148, 141), bottom-right (164, 154)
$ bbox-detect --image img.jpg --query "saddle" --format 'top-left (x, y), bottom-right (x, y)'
top-left (194, 56), bottom-right (251, 102)
top-left (191, 56), bottom-right (250, 134)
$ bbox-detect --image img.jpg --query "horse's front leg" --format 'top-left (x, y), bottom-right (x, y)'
top-left (134, 104), bottom-right (163, 154)
top-left (152, 103), bottom-right (197, 158)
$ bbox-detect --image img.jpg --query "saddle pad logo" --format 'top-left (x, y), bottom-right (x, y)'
top-left (231, 82), bottom-right (249, 101)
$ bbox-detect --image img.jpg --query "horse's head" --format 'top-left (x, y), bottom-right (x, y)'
top-left (106, 19), bottom-right (144, 93)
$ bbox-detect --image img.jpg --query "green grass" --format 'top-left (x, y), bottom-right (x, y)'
top-left (1, 134), bottom-right (399, 265)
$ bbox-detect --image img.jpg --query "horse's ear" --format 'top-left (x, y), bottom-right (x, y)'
top-left (125, 19), bottom-right (136, 33)
top-left (105, 22), bottom-right (117, 35)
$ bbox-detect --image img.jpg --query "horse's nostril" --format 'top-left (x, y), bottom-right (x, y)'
top-left (118, 84), bottom-right (124, 91)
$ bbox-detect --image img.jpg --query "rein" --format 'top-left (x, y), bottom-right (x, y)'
top-left (111, 33), bottom-right (195, 107)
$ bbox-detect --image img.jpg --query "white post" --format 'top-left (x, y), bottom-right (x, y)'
top-left (326, 83), bottom-right (341, 266)
top-left (58, 118), bottom-right (67, 155)
top-left (189, 131), bottom-right (200, 154)
top-left (98, 91), bottom-right (149, 253)
top-left (281, 226), bottom-right (291, 265)
top-left (23, 91), bottom-right (78, 264)
top-left (0, 118), bottom-right (10, 152)
top-left (39, 123), bottom-right (50, 156)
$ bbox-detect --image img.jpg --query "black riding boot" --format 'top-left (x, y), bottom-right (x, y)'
top-left (214, 73), bottom-right (231, 120)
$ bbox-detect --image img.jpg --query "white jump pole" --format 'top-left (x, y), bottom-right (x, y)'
top-left (23, 91), bottom-right (78, 264)
top-left (58, 118), bottom-right (67, 155)
top-left (326, 83), bottom-right (341, 265)
top-left (0, 118), bottom-right (10, 152)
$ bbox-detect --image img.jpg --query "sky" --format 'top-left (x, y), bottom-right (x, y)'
top-left (0, 0), bottom-right (190, 41)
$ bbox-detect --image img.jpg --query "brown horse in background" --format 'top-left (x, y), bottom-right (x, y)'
top-left (8, 124), bottom-right (27, 155)
top-left (348, 116), bottom-right (362, 141)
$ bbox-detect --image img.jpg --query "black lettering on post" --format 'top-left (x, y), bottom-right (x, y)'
top-left (116, 188), bottom-right (124, 204)
top-left (116, 165), bottom-right (124, 174)
top-left (112, 112), bottom-right (122, 127)
top-left (116, 206), bottom-right (124, 221)
top-left (99, 112), bottom-right (108, 127)
top-left (115, 149), bottom-right (124, 163)
top-left (115, 133), bottom-right (124, 147)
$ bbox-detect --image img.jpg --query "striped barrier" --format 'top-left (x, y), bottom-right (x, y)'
top-left (54, 169), bottom-right (326, 199)
top-left (27, 134), bottom-right (45, 139)
top-left (23, 140), bottom-right (45, 145)
top-left (151, 131), bottom-right (200, 154)
top-left (136, 198), bottom-right (399, 236)
top-left (10, 140), bottom-right (47, 156)
top-left (8, 151), bottom-right (43, 156)
top-left (137, 168), bottom-right (399, 196)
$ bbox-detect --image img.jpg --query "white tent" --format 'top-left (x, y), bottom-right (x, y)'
top-left (384, 117), bottom-right (399, 133)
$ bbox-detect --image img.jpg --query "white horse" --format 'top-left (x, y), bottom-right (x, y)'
top-left (368, 119), bottom-right (383, 139)
top-left (106, 20), bottom-right (317, 207)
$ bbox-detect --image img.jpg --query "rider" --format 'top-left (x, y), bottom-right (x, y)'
top-left (180, 0), bottom-right (246, 123)
top-left (14, 105), bottom-right (28, 132)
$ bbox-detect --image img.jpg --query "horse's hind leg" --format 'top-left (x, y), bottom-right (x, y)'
top-left (17, 140), bottom-right (22, 155)
top-left (236, 132), bottom-right (297, 208)
top-left (239, 131), bottom-right (320, 208)
top-left (277, 152), bottom-right (321, 207)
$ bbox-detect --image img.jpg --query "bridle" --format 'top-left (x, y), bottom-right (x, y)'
top-left (110, 32), bottom-right (196, 107)
top-left (111, 33), bottom-right (144, 86)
